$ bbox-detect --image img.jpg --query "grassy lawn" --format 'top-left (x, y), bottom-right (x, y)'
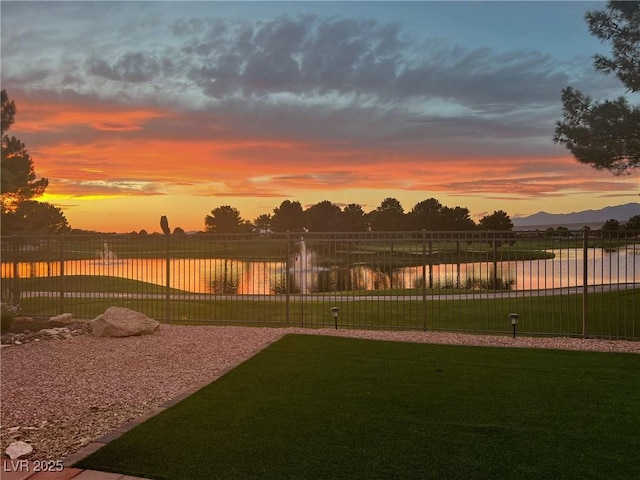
top-left (13, 275), bottom-right (184, 294)
top-left (76, 335), bottom-right (640, 480)
top-left (14, 283), bottom-right (640, 338)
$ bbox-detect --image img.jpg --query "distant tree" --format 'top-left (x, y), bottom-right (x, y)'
top-left (368, 197), bottom-right (406, 231)
top-left (602, 218), bottom-right (621, 231)
top-left (1, 200), bottom-right (70, 235)
top-left (337, 203), bottom-right (368, 231)
top-left (271, 200), bottom-right (306, 232)
top-left (407, 198), bottom-right (443, 230)
top-left (139, 229), bottom-right (148, 235)
top-left (478, 210), bottom-right (514, 230)
top-left (160, 215), bottom-right (170, 235)
top-left (1, 90), bottom-right (49, 214)
top-left (205, 205), bottom-right (250, 233)
top-left (173, 227), bottom-right (185, 235)
top-left (407, 198), bottom-right (476, 231)
top-left (624, 214), bottom-right (640, 231)
top-left (305, 200), bottom-right (341, 232)
top-left (554, 1), bottom-right (640, 175)
top-left (253, 213), bottom-right (272, 232)
top-left (440, 206), bottom-right (476, 230)
top-left (600, 218), bottom-right (621, 238)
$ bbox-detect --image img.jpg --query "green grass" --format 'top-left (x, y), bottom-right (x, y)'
top-left (1, 237), bottom-right (290, 261)
top-left (355, 240), bottom-right (556, 263)
top-left (76, 335), bottom-right (640, 480)
top-left (14, 275), bottom-right (184, 294)
top-left (14, 281), bottom-right (640, 338)
top-left (3, 236), bottom-right (564, 263)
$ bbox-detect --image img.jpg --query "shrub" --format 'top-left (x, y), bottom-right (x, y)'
top-left (1, 302), bottom-right (20, 334)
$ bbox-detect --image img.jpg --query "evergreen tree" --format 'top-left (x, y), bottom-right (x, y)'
top-left (205, 205), bottom-right (251, 233)
top-left (1, 90), bottom-right (69, 234)
top-left (1, 90), bottom-right (49, 212)
top-left (554, 2), bottom-right (639, 175)
top-left (478, 210), bottom-right (514, 231)
top-left (271, 200), bottom-right (306, 232)
top-left (368, 197), bottom-right (406, 231)
top-left (305, 200), bottom-right (341, 232)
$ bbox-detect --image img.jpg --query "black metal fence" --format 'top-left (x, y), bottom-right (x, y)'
top-left (1, 230), bottom-right (638, 339)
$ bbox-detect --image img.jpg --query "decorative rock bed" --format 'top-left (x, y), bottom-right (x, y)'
top-left (1, 307), bottom-right (161, 346)
top-left (1, 319), bottom-right (91, 346)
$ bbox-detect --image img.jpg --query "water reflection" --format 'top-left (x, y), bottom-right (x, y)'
top-left (2, 246), bottom-right (638, 294)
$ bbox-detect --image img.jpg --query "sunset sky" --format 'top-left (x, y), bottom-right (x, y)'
top-left (1, 1), bottom-right (638, 233)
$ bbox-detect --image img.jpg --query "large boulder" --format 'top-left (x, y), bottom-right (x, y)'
top-left (91, 307), bottom-right (159, 338)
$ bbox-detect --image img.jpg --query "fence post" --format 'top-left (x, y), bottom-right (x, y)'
top-left (428, 239), bottom-right (433, 289)
top-left (285, 232), bottom-right (290, 326)
top-left (582, 228), bottom-right (589, 338)
top-left (12, 237), bottom-right (21, 304)
top-left (59, 236), bottom-right (65, 314)
top-left (492, 235), bottom-right (498, 290)
top-left (390, 240), bottom-right (394, 289)
top-left (456, 239), bottom-right (461, 289)
top-left (422, 229), bottom-right (427, 331)
top-left (165, 234), bottom-right (171, 322)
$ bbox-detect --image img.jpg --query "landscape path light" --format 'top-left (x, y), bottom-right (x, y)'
top-left (510, 313), bottom-right (519, 339)
top-left (331, 306), bottom-right (340, 330)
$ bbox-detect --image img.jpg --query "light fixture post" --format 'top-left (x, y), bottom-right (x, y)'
top-left (331, 306), bottom-right (340, 330)
top-left (510, 313), bottom-right (519, 339)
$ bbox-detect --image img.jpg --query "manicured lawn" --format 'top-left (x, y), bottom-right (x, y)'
top-left (15, 284), bottom-right (640, 338)
top-left (76, 335), bottom-right (640, 480)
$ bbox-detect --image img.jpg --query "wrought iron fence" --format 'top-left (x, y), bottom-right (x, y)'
top-left (1, 230), bottom-right (638, 339)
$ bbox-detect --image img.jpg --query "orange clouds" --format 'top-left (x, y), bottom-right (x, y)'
top-left (6, 92), bottom-right (638, 233)
top-left (91, 122), bottom-right (144, 132)
top-left (14, 97), bottom-right (171, 133)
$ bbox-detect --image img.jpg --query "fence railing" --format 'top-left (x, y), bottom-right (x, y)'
top-left (1, 230), bottom-right (638, 339)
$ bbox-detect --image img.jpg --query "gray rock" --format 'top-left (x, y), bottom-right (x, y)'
top-left (40, 328), bottom-right (69, 336)
top-left (1, 322), bottom-right (91, 346)
top-left (5, 440), bottom-right (33, 459)
top-left (91, 307), bottom-right (160, 338)
top-left (49, 313), bottom-right (74, 324)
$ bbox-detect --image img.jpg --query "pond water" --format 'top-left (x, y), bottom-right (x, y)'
top-left (3, 246), bottom-right (638, 294)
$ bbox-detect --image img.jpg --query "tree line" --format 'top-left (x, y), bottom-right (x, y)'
top-left (202, 199), bottom-right (514, 233)
top-left (200, 200), bottom-right (640, 235)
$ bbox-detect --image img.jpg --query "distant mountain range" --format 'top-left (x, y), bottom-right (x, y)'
top-left (512, 202), bottom-right (640, 229)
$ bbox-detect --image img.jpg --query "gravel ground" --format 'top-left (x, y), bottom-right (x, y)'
top-left (1, 325), bottom-right (638, 461)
